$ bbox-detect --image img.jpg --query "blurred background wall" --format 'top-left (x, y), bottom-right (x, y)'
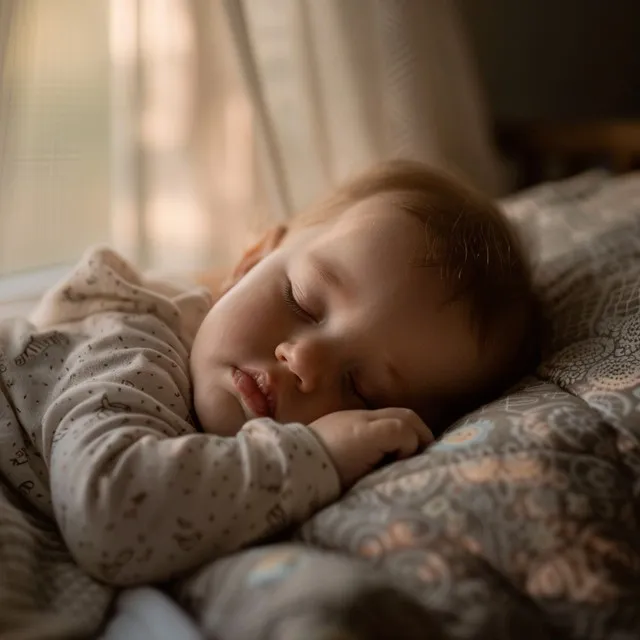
top-left (457, 0), bottom-right (640, 122)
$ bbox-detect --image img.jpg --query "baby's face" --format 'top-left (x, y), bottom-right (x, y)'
top-left (191, 193), bottom-right (483, 435)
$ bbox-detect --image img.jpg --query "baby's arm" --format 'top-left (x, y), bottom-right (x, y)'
top-left (25, 246), bottom-right (337, 585)
top-left (47, 374), bottom-right (340, 586)
top-left (33, 247), bottom-right (430, 587)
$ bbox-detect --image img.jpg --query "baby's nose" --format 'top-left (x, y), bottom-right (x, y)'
top-left (275, 338), bottom-right (332, 393)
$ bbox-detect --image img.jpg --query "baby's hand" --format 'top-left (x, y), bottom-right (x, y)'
top-left (309, 408), bottom-right (434, 488)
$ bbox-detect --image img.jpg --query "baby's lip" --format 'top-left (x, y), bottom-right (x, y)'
top-left (233, 368), bottom-right (277, 419)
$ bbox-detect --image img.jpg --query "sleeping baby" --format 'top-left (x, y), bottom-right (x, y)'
top-left (0, 160), bottom-right (539, 588)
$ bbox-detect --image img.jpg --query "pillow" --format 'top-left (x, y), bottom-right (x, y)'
top-left (179, 172), bottom-right (640, 640)
top-left (502, 169), bottom-right (640, 263)
top-left (294, 172), bottom-right (640, 639)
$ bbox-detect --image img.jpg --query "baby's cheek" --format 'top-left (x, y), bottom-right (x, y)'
top-left (222, 283), bottom-right (285, 342)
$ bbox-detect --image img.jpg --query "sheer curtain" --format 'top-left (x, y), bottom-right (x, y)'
top-left (0, 0), bottom-right (112, 278)
top-left (0, 0), bottom-right (504, 287)
top-left (223, 0), bottom-right (505, 219)
top-left (111, 0), bottom-right (268, 274)
top-left (0, 0), bottom-right (17, 201)
top-left (0, 0), bottom-right (265, 281)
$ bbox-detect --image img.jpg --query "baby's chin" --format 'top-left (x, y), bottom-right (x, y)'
top-left (194, 384), bottom-right (247, 436)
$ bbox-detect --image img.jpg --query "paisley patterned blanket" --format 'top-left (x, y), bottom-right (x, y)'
top-left (175, 171), bottom-right (640, 640)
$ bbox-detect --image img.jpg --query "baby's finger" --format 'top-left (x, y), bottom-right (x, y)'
top-left (371, 408), bottom-right (434, 446)
top-left (369, 418), bottom-right (420, 459)
top-left (413, 420), bottom-right (435, 447)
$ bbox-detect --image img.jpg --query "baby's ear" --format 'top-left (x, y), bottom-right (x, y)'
top-left (225, 225), bottom-right (288, 290)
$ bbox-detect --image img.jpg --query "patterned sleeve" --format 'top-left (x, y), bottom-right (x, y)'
top-left (48, 379), bottom-right (341, 586)
top-left (29, 247), bottom-right (341, 586)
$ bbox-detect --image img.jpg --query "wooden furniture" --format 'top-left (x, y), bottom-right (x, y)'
top-left (497, 119), bottom-right (640, 188)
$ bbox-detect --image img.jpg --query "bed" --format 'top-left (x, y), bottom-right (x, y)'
top-left (96, 167), bottom-right (640, 640)
top-left (2, 168), bottom-right (640, 640)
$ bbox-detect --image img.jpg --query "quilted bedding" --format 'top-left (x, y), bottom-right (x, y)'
top-left (175, 171), bottom-right (640, 640)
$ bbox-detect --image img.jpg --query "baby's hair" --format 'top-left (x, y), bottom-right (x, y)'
top-left (293, 159), bottom-right (541, 427)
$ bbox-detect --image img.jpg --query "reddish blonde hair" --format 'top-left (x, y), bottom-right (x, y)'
top-left (294, 160), bottom-right (540, 426)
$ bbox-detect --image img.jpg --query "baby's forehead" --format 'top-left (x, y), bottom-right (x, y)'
top-left (316, 201), bottom-right (423, 263)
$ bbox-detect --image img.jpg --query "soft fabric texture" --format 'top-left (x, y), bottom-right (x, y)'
top-left (175, 543), bottom-right (447, 640)
top-left (0, 247), bottom-right (340, 638)
top-left (101, 588), bottom-right (203, 640)
top-left (174, 171), bottom-right (640, 640)
top-left (297, 171), bottom-right (640, 638)
top-left (4, 171), bottom-right (640, 639)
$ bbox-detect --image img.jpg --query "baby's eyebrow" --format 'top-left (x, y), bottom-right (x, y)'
top-left (309, 256), bottom-right (350, 293)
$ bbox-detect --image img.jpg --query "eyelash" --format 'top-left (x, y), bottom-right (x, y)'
top-left (283, 278), bottom-right (315, 322)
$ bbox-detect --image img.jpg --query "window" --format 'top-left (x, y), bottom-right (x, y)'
top-left (0, 0), bottom-right (268, 302)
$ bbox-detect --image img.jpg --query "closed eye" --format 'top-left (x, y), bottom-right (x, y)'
top-left (283, 278), bottom-right (316, 323)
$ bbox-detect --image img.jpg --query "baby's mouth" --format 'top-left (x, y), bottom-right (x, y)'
top-left (232, 368), bottom-right (276, 419)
